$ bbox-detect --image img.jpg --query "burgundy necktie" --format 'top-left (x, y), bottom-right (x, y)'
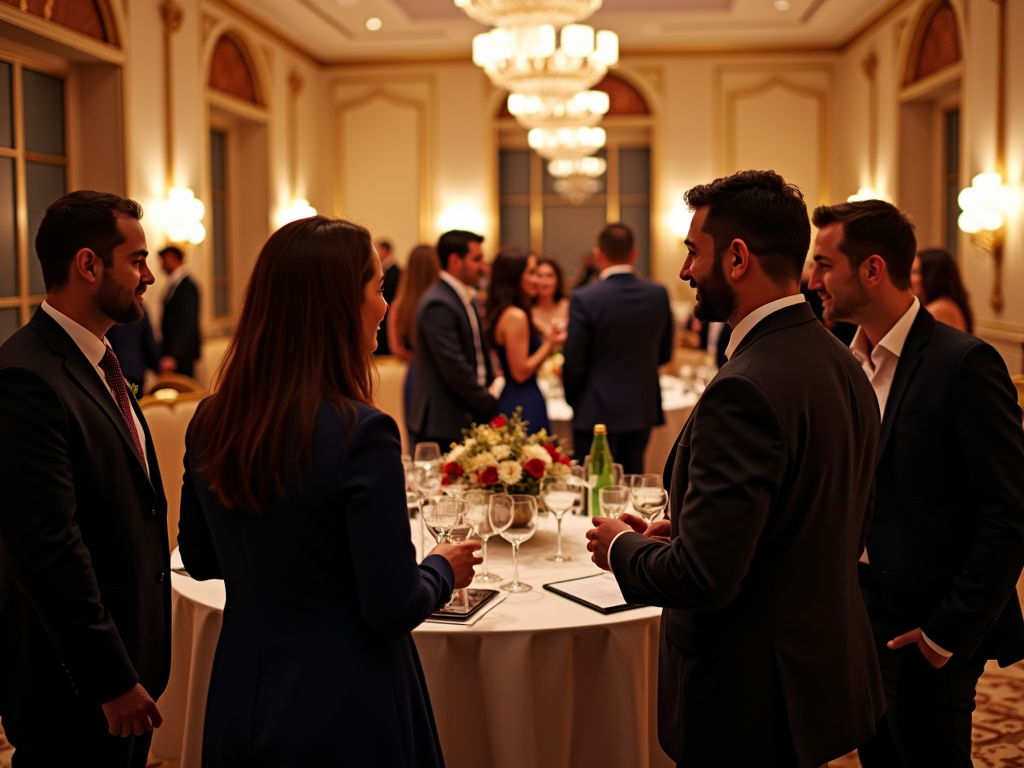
top-left (98, 347), bottom-right (148, 473)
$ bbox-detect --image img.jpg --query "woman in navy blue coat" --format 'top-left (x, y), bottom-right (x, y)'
top-left (177, 216), bottom-right (481, 768)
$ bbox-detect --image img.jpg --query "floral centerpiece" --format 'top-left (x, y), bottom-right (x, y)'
top-left (441, 407), bottom-right (571, 496)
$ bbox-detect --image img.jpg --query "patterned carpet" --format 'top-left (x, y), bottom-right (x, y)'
top-left (1, 660), bottom-right (1023, 766)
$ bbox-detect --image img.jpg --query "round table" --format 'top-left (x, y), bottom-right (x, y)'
top-left (151, 515), bottom-right (673, 768)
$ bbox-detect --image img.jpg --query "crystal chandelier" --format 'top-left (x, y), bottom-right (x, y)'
top-left (507, 89), bottom-right (609, 130)
top-left (548, 156), bottom-right (607, 178)
top-left (454, 0), bottom-right (601, 29)
top-left (473, 23), bottom-right (618, 100)
top-left (528, 126), bottom-right (606, 159)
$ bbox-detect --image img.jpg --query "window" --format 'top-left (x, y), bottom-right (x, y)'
top-left (210, 128), bottom-right (229, 317)
top-left (943, 107), bottom-right (960, 258)
top-left (0, 57), bottom-right (68, 344)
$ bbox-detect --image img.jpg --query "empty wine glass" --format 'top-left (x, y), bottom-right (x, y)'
top-left (599, 485), bottom-right (630, 519)
top-left (542, 477), bottom-right (578, 562)
top-left (622, 474), bottom-right (642, 489)
top-left (464, 491), bottom-right (502, 583)
top-left (499, 495), bottom-right (538, 593)
top-left (630, 486), bottom-right (669, 525)
top-left (414, 442), bottom-right (442, 466)
top-left (422, 496), bottom-right (463, 543)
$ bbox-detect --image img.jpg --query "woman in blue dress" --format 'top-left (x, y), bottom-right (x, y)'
top-left (483, 246), bottom-right (567, 434)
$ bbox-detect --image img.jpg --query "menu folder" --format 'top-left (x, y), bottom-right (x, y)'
top-left (543, 572), bottom-right (646, 614)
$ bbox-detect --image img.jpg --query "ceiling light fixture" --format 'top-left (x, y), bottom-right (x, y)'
top-left (773, 0), bottom-right (790, 10)
top-left (507, 89), bottom-right (609, 130)
top-left (528, 125), bottom-right (606, 159)
top-left (454, 0), bottom-right (601, 29)
top-left (366, 17), bottom-right (382, 30)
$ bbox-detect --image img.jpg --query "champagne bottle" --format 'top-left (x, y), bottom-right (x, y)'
top-left (588, 424), bottom-right (615, 516)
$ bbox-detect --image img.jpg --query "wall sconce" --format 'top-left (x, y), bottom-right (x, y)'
top-left (847, 187), bottom-right (879, 203)
top-left (668, 206), bottom-right (694, 239)
top-left (164, 187), bottom-right (206, 244)
top-left (439, 205), bottom-right (486, 233)
top-left (276, 199), bottom-right (318, 229)
top-left (958, 172), bottom-right (1016, 311)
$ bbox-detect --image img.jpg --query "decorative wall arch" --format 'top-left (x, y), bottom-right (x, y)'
top-left (207, 32), bottom-right (262, 105)
top-left (902, 0), bottom-right (964, 85)
top-left (201, 25), bottom-right (269, 110)
top-left (0, 0), bottom-right (122, 46)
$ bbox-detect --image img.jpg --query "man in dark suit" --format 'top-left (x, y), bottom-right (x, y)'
top-left (374, 239), bottom-right (401, 356)
top-left (106, 305), bottom-right (163, 390)
top-left (407, 230), bottom-right (495, 450)
top-left (158, 245), bottom-right (201, 378)
top-left (0, 191), bottom-right (171, 767)
top-left (808, 200), bottom-right (1024, 768)
top-left (587, 171), bottom-right (885, 767)
top-left (562, 223), bottom-right (674, 473)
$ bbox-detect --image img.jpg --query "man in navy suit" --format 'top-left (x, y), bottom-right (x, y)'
top-left (407, 230), bottom-right (495, 450)
top-left (809, 200), bottom-right (1024, 768)
top-left (562, 223), bottom-right (674, 473)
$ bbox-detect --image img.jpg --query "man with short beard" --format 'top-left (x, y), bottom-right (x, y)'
top-left (0, 191), bottom-right (171, 767)
top-left (808, 200), bottom-right (1024, 768)
top-left (587, 170), bottom-right (885, 767)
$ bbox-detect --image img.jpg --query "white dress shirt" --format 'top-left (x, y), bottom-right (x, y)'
top-left (599, 263), bottom-right (634, 280)
top-left (163, 264), bottom-right (188, 303)
top-left (439, 270), bottom-right (487, 387)
top-left (849, 297), bottom-right (949, 657)
top-left (41, 302), bottom-right (149, 475)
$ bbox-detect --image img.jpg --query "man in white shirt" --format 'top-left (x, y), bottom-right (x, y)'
top-left (808, 199), bottom-right (1024, 768)
top-left (0, 191), bottom-right (171, 767)
top-left (586, 170), bottom-right (885, 767)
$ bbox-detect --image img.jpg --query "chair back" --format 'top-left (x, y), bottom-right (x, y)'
top-left (144, 372), bottom-right (204, 396)
top-left (1012, 373), bottom-right (1024, 410)
top-left (140, 390), bottom-right (206, 548)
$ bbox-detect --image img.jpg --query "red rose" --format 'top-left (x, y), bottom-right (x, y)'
top-left (441, 475), bottom-right (452, 486)
top-left (478, 466), bottom-right (499, 486)
top-left (556, 455), bottom-right (571, 466)
top-left (443, 461), bottom-right (463, 478)
top-left (490, 415), bottom-right (507, 429)
top-left (524, 458), bottom-right (546, 478)
top-left (542, 443), bottom-right (559, 458)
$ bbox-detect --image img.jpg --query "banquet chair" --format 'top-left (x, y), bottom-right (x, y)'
top-left (1012, 373), bottom-right (1024, 410)
top-left (374, 356), bottom-right (409, 455)
top-left (144, 372), bottom-right (204, 396)
top-left (139, 389), bottom-right (206, 547)
top-left (195, 335), bottom-right (232, 392)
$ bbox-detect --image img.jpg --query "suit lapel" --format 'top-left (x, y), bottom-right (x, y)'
top-left (729, 302), bottom-right (817, 360)
top-left (877, 309), bottom-right (934, 461)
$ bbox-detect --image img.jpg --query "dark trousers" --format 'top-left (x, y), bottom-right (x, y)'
top-left (858, 564), bottom-right (986, 768)
top-left (573, 429), bottom-right (651, 475)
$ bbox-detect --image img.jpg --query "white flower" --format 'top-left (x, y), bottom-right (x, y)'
top-left (492, 444), bottom-right (512, 460)
top-left (469, 451), bottom-right (497, 471)
top-left (463, 438), bottom-right (477, 449)
top-left (521, 444), bottom-right (553, 465)
top-left (446, 445), bottom-right (466, 463)
top-left (486, 429), bottom-right (503, 446)
top-left (497, 460), bottom-right (523, 486)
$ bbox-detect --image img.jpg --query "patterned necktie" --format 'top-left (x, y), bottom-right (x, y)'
top-left (98, 347), bottom-right (148, 473)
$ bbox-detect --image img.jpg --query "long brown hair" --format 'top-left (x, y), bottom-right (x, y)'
top-left (917, 248), bottom-right (974, 333)
top-left (194, 216), bottom-right (377, 514)
top-left (391, 244), bottom-right (440, 346)
top-left (484, 246), bottom-right (535, 347)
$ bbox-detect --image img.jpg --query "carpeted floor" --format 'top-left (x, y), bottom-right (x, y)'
top-left (2, 660), bottom-right (1023, 766)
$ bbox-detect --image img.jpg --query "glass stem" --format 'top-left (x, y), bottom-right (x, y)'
top-left (512, 542), bottom-right (520, 584)
top-left (555, 515), bottom-right (564, 557)
top-left (481, 536), bottom-right (489, 575)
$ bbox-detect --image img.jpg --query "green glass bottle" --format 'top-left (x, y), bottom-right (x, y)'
top-left (588, 424), bottom-right (615, 516)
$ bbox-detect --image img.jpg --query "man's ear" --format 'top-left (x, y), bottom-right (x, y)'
top-left (73, 247), bottom-right (102, 285)
top-left (727, 238), bottom-right (751, 281)
top-left (860, 254), bottom-right (888, 289)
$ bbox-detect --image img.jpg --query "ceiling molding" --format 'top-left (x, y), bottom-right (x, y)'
top-left (209, 0), bottom-right (325, 66)
top-left (839, 0), bottom-right (914, 52)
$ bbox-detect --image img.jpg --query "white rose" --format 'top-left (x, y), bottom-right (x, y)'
top-left (486, 429), bottom-right (503, 446)
top-left (469, 451), bottom-right (497, 471)
top-left (446, 445), bottom-right (466, 463)
top-left (497, 460), bottom-right (523, 486)
top-left (521, 444), bottom-right (553, 465)
top-left (492, 444), bottom-right (512, 460)
top-left (463, 438), bottom-right (477, 449)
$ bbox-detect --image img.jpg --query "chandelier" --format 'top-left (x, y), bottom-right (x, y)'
top-left (454, 0), bottom-right (601, 29)
top-left (507, 89), bottom-right (609, 130)
top-left (528, 126), bottom-right (606, 159)
top-left (548, 155), bottom-right (606, 178)
top-left (473, 23), bottom-right (618, 100)
top-left (554, 175), bottom-right (602, 204)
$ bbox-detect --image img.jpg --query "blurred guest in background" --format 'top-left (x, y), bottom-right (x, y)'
top-left (484, 247), bottom-right (566, 434)
top-left (563, 223), bottom-right (674, 473)
top-left (106, 306), bottom-right (163, 391)
top-left (686, 316), bottom-right (732, 369)
top-left (178, 216), bottom-right (481, 767)
top-left (912, 247), bottom-right (973, 333)
top-left (374, 238), bottom-right (401, 355)
top-left (158, 245), bottom-right (201, 378)
top-left (408, 230), bottom-right (495, 450)
top-left (531, 255), bottom-right (570, 338)
top-left (387, 244), bottom-right (441, 441)
top-left (573, 251), bottom-right (601, 288)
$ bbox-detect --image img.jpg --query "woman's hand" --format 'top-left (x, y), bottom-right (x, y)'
top-left (430, 541), bottom-right (483, 589)
top-left (545, 320), bottom-right (568, 348)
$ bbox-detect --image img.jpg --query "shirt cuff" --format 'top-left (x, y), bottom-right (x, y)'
top-left (607, 530), bottom-right (631, 572)
top-left (921, 630), bottom-right (953, 658)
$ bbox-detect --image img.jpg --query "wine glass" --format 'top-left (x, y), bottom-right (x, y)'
top-left (541, 477), bottom-right (578, 562)
top-left (581, 456), bottom-right (624, 486)
top-left (463, 491), bottom-right (502, 583)
top-left (499, 495), bottom-right (538, 593)
top-left (599, 485), bottom-right (630, 519)
top-left (630, 486), bottom-right (668, 525)
top-left (622, 474), bottom-right (642, 489)
top-left (422, 496), bottom-right (463, 543)
top-left (414, 442), bottom-right (442, 466)
top-left (444, 504), bottom-right (473, 611)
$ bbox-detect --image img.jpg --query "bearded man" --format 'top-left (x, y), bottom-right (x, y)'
top-left (587, 170), bottom-right (885, 767)
top-left (0, 191), bottom-right (170, 767)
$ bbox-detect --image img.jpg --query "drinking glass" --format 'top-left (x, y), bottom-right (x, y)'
top-left (541, 477), bottom-right (578, 562)
top-left (599, 485), bottom-right (630, 519)
top-left (422, 496), bottom-right (463, 543)
top-left (499, 495), bottom-right (538, 593)
top-left (630, 486), bottom-right (669, 525)
top-left (581, 456), bottom-right (623, 486)
top-left (622, 474), bottom-right (643, 489)
top-left (463, 491), bottom-right (503, 582)
top-left (444, 506), bottom-right (473, 611)
top-left (414, 442), bottom-right (442, 465)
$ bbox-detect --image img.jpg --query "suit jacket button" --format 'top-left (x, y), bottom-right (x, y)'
top-left (158, 572), bottom-right (166, 582)
top-left (149, 509), bottom-right (157, 519)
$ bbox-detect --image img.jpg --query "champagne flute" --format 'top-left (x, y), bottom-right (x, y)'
top-left (599, 485), bottom-right (630, 519)
top-left (499, 495), bottom-right (538, 593)
top-left (464, 491), bottom-right (502, 583)
top-left (541, 477), bottom-right (578, 562)
top-left (630, 486), bottom-right (668, 525)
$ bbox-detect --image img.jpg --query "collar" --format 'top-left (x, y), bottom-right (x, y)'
top-left (41, 301), bottom-right (108, 367)
top-left (380, 254), bottom-right (396, 272)
top-left (599, 264), bottom-right (633, 280)
top-left (166, 264), bottom-right (188, 290)
top-left (439, 270), bottom-right (478, 305)
top-left (850, 296), bottom-right (920, 367)
top-left (724, 294), bottom-right (806, 361)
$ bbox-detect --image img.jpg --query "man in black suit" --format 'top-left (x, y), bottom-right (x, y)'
top-left (0, 191), bottom-right (171, 767)
top-left (407, 230), bottom-right (495, 450)
top-left (587, 171), bottom-right (885, 767)
top-left (808, 200), bottom-right (1024, 768)
top-left (374, 239), bottom-right (401, 355)
top-left (106, 305), bottom-right (163, 390)
top-left (562, 223), bottom-right (674, 473)
top-left (158, 245), bottom-right (201, 378)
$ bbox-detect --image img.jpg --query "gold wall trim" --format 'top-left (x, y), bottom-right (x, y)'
top-left (0, 3), bottom-right (124, 64)
top-left (208, 0), bottom-right (322, 67)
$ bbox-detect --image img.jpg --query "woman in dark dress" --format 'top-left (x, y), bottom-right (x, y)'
top-left (483, 246), bottom-right (567, 434)
top-left (177, 216), bottom-right (481, 768)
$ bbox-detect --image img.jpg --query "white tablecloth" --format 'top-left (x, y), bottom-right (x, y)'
top-left (151, 515), bottom-right (672, 768)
